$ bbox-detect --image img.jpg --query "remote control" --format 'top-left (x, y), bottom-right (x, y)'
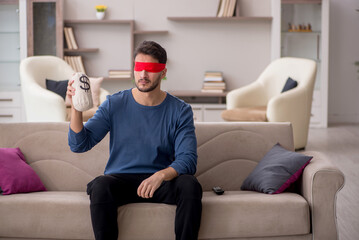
top-left (212, 186), bottom-right (224, 195)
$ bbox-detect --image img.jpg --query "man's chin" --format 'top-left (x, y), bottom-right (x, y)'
top-left (136, 85), bottom-right (156, 93)
top-left (136, 82), bottom-right (159, 93)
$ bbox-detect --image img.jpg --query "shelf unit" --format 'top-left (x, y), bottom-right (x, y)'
top-left (64, 48), bottom-right (99, 53)
top-left (0, 0), bottom-right (24, 122)
top-left (63, 19), bottom-right (170, 81)
top-left (64, 19), bottom-right (134, 81)
top-left (133, 30), bottom-right (169, 35)
top-left (167, 90), bottom-right (227, 104)
top-left (167, 90), bottom-right (228, 122)
top-left (1, 0), bottom-right (20, 91)
top-left (282, 0), bottom-right (321, 3)
top-left (167, 16), bottom-right (273, 21)
top-left (274, 0), bottom-right (329, 128)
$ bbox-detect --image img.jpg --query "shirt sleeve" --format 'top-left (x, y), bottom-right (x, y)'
top-left (169, 104), bottom-right (198, 175)
top-left (68, 97), bottom-right (111, 153)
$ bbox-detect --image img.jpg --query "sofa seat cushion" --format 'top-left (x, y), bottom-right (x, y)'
top-left (0, 191), bottom-right (93, 240)
top-left (0, 190), bottom-right (310, 240)
top-left (199, 191), bottom-right (310, 239)
top-left (116, 191), bottom-right (310, 240)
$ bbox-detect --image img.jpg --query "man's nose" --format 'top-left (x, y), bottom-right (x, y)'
top-left (140, 70), bottom-right (148, 78)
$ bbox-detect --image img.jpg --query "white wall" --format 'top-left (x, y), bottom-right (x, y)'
top-left (328, 0), bottom-right (359, 123)
top-left (25, 0), bottom-right (359, 123)
top-left (63, 0), bottom-right (272, 93)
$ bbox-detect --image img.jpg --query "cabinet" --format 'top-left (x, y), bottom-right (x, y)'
top-left (190, 104), bottom-right (227, 122)
top-left (26, 0), bottom-right (63, 58)
top-left (168, 91), bottom-right (227, 122)
top-left (0, 1), bottom-right (24, 122)
top-left (273, 0), bottom-right (329, 128)
top-left (0, 0), bottom-right (20, 91)
top-left (0, 92), bottom-right (23, 123)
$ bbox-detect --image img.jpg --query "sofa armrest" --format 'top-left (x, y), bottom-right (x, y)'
top-left (301, 151), bottom-right (345, 240)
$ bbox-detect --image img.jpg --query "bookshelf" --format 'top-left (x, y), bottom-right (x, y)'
top-left (282, 0), bottom-right (321, 3)
top-left (63, 19), bottom-right (170, 81)
top-left (167, 16), bottom-right (273, 21)
top-left (0, 0), bottom-right (24, 122)
top-left (133, 30), bottom-right (169, 35)
top-left (64, 48), bottom-right (99, 53)
top-left (63, 19), bottom-right (134, 80)
top-left (272, 0), bottom-right (328, 128)
top-left (168, 90), bottom-right (227, 102)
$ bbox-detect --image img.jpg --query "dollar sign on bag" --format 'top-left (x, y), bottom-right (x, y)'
top-left (79, 75), bottom-right (90, 92)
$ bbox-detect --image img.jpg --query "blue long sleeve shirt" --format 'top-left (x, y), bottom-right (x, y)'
top-left (68, 89), bottom-right (197, 175)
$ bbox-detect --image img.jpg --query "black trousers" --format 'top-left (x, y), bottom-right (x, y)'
top-left (87, 173), bottom-right (203, 240)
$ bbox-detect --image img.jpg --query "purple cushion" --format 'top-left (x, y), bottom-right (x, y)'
top-left (0, 148), bottom-right (46, 195)
top-left (241, 143), bottom-right (312, 194)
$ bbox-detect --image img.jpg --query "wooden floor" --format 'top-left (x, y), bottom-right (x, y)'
top-left (305, 124), bottom-right (359, 240)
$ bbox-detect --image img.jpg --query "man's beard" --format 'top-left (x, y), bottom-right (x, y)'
top-left (135, 75), bottom-right (162, 93)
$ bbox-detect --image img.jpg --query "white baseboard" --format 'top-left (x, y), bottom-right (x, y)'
top-left (328, 113), bottom-right (359, 123)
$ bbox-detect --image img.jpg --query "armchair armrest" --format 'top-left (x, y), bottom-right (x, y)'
top-left (301, 151), bottom-right (345, 240)
top-left (267, 87), bottom-right (313, 149)
top-left (266, 87), bottom-right (310, 123)
top-left (226, 81), bottom-right (267, 109)
top-left (23, 82), bottom-right (67, 122)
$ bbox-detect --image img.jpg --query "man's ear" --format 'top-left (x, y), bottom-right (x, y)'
top-left (161, 68), bottom-right (167, 79)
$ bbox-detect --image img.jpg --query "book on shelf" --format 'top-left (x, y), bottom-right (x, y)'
top-left (64, 27), bottom-right (78, 50)
top-left (202, 71), bottom-right (226, 93)
top-left (64, 56), bottom-right (86, 74)
top-left (217, 0), bottom-right (226, 17)
top-left (203, 82), bottom-right (226, 88)
top-left (227, 0), bottom-right (237, 17)
top-left (204, 71), bottom-right (224, 81)
top-left (108, 70), bottom-right (132, 78)
top-left (63, 27), bottom-right (73, 49)
top-left (202, 87), bottom-right (226, 91)
top-left (217, 0), bottom-right (238, 17)
top-left (77, 56), bottom-right (86, 73)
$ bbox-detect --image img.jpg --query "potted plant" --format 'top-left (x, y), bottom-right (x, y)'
top-left (95, 5), bottom-right (107, 20)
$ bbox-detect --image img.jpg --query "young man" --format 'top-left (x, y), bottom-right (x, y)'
top-left (67, 41), bottom-right (202, 240)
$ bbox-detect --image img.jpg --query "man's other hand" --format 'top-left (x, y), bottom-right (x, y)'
top-left (137, 172), bottom-right (164, 198)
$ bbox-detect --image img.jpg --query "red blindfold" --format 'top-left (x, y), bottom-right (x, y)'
top-left (134, 62), bottom-right (166, 73)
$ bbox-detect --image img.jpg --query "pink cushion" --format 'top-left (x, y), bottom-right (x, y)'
top-left (89, 77), bottom-right (104, 107)
top-left (0, 148), bottom-right (46, 195)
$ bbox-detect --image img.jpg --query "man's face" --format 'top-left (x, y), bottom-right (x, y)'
top-left (134, 54), bottom-right (166, 93)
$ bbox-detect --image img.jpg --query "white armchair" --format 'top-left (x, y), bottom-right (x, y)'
top-left (222, 57), bottom-right (317, 150)
top-left (20, 56), bottom-right (110, 122)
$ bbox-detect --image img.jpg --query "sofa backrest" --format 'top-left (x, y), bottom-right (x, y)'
top-left (0, 122), bottom-right (293, 192)
top-left (194, 122), bottom-right (293, 191)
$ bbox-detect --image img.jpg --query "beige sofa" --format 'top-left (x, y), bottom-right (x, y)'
top-left (0, 122), bottom-right (344, 240)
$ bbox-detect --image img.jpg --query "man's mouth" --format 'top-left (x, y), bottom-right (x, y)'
top-left (139, 79), bottom-right (150, 85)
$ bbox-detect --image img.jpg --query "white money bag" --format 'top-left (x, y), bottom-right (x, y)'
top-left (72, 72), bottom-right (93, 112)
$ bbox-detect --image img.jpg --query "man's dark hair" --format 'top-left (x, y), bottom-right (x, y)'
top-left (134, 41), bottom-right (167, 64)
